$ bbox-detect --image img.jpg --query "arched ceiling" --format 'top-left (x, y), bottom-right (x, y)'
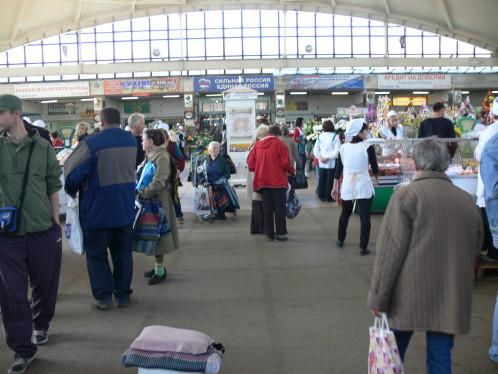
top-left (1, 0), bottom-right (497, 54)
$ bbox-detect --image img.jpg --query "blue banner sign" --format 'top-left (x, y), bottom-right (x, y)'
top-left (194, 75), bottom-right (275, 93)
top-left (287, 75), bottom-right (364, 90)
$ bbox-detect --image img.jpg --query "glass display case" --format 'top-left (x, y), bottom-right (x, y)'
top-left (365, 137), bottom-right (479, 212)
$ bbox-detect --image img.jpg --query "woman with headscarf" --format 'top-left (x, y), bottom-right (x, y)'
top-left (331, 119), bottom-right (379, 256)
top-left (313, 120), bottom-right (341, 202)
top-left (136, 129), bottom-right (180, 285)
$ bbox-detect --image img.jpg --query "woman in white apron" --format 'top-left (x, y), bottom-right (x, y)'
top-left (331, 119), bottom-right (379, 256)
top-left (379, 110), bottom-right (404, 157)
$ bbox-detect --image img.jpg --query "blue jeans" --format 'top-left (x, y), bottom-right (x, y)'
top-left (83, 225), bottom-right (133, 304)
top-left (490, 293), bottom-right (498, 363)
top-left (394, 330), bottom-right (454, 374)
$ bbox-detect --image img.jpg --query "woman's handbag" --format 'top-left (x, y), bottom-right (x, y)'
top-left (133, 199), bottom-right (171, 256)
top-left (292, 170), bottom-right (308, 190)
top-left (368, 313), bottom-right (404, 374)
top-left (65, 196), bottom-right (84, 255)
top-left (285, 187), bottom-right (301, 219)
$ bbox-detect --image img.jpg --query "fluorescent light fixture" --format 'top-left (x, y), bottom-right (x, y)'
top-left (492, 90), bottom-right (498, 94)
top-left (289, 91), bottom-right (307, 95)
top-left (80, 98), bottom-right (94, 102)
top-left (121, 96), bottom-right (138, 100)
top-left (205, 94), bottom-right (222, 97)
top-left (331, 92), bottom-right (349, 95)
top-left (412, 91), bottom-right (429, 95)
top-left (163, 95), bottom-right (181, 98)
top-left (41, 100), bottom-right (58, 103)
top-left (461, 91), bottom-right (470, 94)
top-left (374, 91), bottom-right (390, 95)
top-left (257, 92), bottom-right (265, 96)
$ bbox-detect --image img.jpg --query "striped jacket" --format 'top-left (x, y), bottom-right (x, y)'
top-left (64, 126), bottom-right (137, 230)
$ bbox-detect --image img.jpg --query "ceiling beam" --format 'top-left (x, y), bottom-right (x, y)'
top-left (383, 0), bottom-right (391, 15)
top-left (0, 57), bottom-right (496, 78)
top-left (74, 0), bottom-right (85, 24)
top-left (439, 0), bottom-right (454, 31)
top-left (10, 0), bottom-right (29, 41)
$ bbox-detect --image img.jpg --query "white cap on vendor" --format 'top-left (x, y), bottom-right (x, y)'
top-left (33, 119), bottom-right (47, 128)
top-left (154, 122), bottom-right (170, 131)
top-left (387, 110), bottom-right (398, 118)
top-left (492, 97), bottom-right (498, 116)
top-left (345, 118), bottom-right (366, 138)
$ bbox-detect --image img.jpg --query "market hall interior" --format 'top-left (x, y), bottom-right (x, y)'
top-left (1, 0), bottom-right (498, 373)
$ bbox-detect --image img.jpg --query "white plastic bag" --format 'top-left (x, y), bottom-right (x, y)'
top-left (65, 196), bottom-right (84, 255)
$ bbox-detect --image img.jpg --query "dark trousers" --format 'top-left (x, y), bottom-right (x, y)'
top-left (83, 225), bottom-right (133, 304)
top-left (174, 199), bottom-right (184, 219)
top-left (0, 224), bottom-right (62, 359)
top-left (250, 200), bottom-right (265, 235)
top-left (318, 167), bottom-right (335, 201)
top-left (260, 188), bottom-right (287, 239)
top-left (394, 330), bottom-right (455, 374)
top-left (481, 208), bottom-right (498, 259)
top-left (299, 153), bottom-right (306, 175)
top-left (338, 198), bottom-right (372, 250)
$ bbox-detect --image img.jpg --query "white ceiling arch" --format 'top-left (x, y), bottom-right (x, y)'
top-left (1, 0), bottom-right (497, 54)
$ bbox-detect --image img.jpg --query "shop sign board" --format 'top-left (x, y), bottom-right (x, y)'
top-left (287, 75), bottom-right (364, 90)
top-left (378, 74), bottom-right (451, 90)
top-left (47, 102), bottom-right (77, 115)
top-left (103, 78), bottom-right (180, 96)
top-left (392, 96), bottom-right (427, 106)
top-left (15, 82), bottom-right (90, 99)
top-left (124, 100), bottom-right (150, 114)
top-left (194, 75), bottom-right (274, 93)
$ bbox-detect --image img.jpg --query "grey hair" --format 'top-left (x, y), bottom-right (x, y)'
top-left (255, 124), bottom-right (269, 140)
top-left (208, 141), bottom-right (220, 152)
top-left (127, 112), bottom-right (145, 128)
top-left (413, 138), bottom-right (451, 172)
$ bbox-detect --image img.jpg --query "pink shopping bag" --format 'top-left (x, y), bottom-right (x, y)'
top-left (368, 313), bottom-right (404, 374)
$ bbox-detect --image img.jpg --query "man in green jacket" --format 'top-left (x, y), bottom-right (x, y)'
top-left (0, 95), bottom-right (63, 374)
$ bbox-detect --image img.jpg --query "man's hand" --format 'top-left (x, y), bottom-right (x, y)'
top-left (321, 158), bottom-right (330, 163)
top-left (331, 187), bottom-right (339, 201)
top-left (371, 309), bottom-right (382, 317)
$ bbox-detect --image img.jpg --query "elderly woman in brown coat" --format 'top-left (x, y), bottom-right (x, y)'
top-left (367, 138), bottom-right (483, 374)
top-left (137, 129), bottom-right (180, 285)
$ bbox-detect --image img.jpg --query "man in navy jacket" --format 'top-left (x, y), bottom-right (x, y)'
top-left (65, 107), bottom-right (137, 310)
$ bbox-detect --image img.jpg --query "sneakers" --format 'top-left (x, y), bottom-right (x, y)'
top-left (336, 240), bottom-right (344, 248)
top-left (275, 235), bottom-right (288, 242)
top-left (8, 354), bottom-right (35, 374)
top-left (31, 330), bottom-right (48, 345)
top-left (360, 248), bottom-right (371, 256)
top-left (148, 272), bottom-right (166, 285)
top-left (94, 300), bottom-right (112, 311)
top-left (178, 217), bottom-right (185, 224)
top-left (117, 298), bottom-right (130, 309)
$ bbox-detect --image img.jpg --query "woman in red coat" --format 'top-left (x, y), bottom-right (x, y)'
top-left (247, 125), bottom-right (295, 241)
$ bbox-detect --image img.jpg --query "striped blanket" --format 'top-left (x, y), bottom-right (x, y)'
top-left (122, 347), bottom-right (223, 371)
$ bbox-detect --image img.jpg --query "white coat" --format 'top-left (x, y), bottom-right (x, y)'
top-left (313, 132), bottom-right (341, 169)
top-left (379, 125), bottom-right (404, 157)
top-left (339, 142), bottom-right (375, 201)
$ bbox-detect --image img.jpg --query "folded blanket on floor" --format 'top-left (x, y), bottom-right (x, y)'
top-left (138, 368), bottom-right (203, 374)
top-left (122, 347), bottom-right (223, 371)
